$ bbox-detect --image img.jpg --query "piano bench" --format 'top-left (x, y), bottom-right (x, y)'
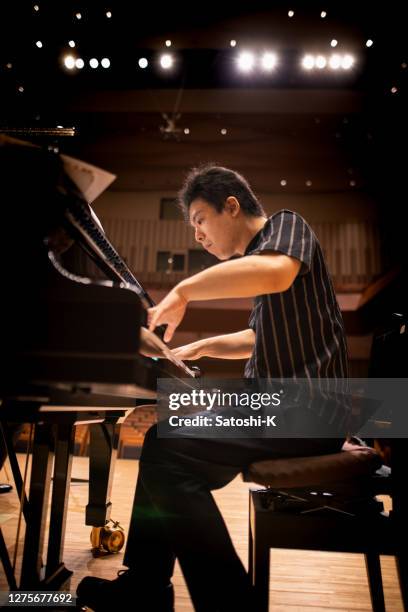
top-left (243, 450), bottom-right (403, 612)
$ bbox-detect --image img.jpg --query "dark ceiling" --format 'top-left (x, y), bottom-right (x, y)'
top-left (0, 2), bottom-right (407, 226)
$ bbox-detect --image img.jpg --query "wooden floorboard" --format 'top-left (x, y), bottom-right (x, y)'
top-left (0, 455), bottom-right (403, 611)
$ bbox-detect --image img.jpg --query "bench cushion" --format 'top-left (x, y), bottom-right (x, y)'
top-left (247, 448), bottom-right (382, 488)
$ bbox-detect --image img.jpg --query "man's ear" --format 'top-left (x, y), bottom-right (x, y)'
top-left (225, 196), bottom-right (240, 217)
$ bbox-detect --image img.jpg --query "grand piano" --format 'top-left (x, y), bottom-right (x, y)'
top-left (0, 135), bottom-right (198, 591)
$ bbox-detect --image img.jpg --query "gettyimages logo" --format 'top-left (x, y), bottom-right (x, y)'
top-left (168, 388), bottom-right (282, 411)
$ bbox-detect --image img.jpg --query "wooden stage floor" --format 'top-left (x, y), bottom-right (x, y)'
top-left (0, 455), bottom-right (403, 611)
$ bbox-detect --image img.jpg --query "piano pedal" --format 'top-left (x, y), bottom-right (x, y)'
top-left (90, 519), bottom-right (125, 556)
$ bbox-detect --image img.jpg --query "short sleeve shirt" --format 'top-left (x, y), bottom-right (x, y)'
top-left (244, 210), bottom-right (348, 380)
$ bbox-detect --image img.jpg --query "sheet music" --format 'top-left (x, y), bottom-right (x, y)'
top-left (60, 153), bottom-right (116, 204)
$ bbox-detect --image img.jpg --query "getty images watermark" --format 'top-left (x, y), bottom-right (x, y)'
top-left (156, 378), bottom-right (408, 439)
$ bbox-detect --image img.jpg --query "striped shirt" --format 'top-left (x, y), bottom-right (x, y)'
top-left (244, 210), bottom-right (348, 380)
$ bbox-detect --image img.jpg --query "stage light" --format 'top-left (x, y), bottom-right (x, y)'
top-left (391, 86), bottom-right (398, 94)
top-left (160, 53), bottom-right (173, 69)
top-left (138, 57), bottom-right (148, 69)
top-left (18, 86), bottom-right (24, 93)
top-left (184, 128), bottom-right (190, 134)
top-left (75, 12), bottom-right (82, 20)
top-left (35, 41), bottom-right (43, 48)
top-left (320, 11), bottom-right (327, 18)
top-left (366, 39), bottom-right (373, 47)
top-left (302, 55), bottom-right (315, 70)
top-left (341, 54), bottom-right (354, 69)
top-left (64, 55), bottom-right (76, 70)
top-left (165, 40), bottom-right (172, 47)
top-left (261, 52), bottom-right (277, 71)
top-left (221, 128), bottom-right (227, 135)
top-left (230, 39), bottom-right (237, 47)
top-left (106, 11), bottom-right (112, 18)
top-left (33, 4), bottom-right (39, 11)
top-left (288, 10), bottom-right (294, 17)
top-left (75, 58), bottom-right (84, 69)
top-left (329, 54), bottom-right (341, 69)
top-left (68, 40), bottom-right (76, 48)
top-left (349, 180), bottom-right (356, 187)
top-left (330, 39), bottom-right (338, 47)
top-left (315, 55), bottom-right (327, 69)
top-left (89, 58), bottom-right (99, 68)
top-left (280, 179), bottom-right (287, 186)
top-left (237, 51), bottom-right (255, 72)
top-left (101, 58), bottom-right (110, 68)
top-left (306, 180), bottom-right (312, 187)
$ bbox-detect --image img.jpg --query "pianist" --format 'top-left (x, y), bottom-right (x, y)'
top-left (77, 165), bottom-right (348, 610)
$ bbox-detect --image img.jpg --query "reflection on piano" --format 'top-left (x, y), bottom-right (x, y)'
top-left (0, 135), bottom-right (197, 590)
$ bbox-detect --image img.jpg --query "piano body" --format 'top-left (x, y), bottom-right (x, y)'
top-left (0, 135), bottom-right (197, 590)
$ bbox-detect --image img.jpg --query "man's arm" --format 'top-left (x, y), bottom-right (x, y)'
top-left (172, 328), bottom-right (256, 361)
top-left (179, 252), bottom-right (300, 302)
top-left (148, 253), bottom-right (301, 341)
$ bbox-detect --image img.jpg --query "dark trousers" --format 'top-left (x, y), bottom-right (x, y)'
top-left (124, 424), bottom-right (341, 611)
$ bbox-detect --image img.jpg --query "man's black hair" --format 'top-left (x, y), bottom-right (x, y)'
top-left (178, 164), bottom-right (265, 220)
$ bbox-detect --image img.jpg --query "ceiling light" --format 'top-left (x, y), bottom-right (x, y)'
top-left (237, 51), bottom-right (255, 72)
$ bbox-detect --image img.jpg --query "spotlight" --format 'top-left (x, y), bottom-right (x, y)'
top-left (18, 86), bottom-right (24, 93)
top-left (230, 39), bottom-right (237, 47)
top-left (75, 58), bottom-right (84, 69)
top-left (330, 39), bottom-right (338, 48)
top-left (302, 55), bottom-right (315, 70)
top-left (89, 58), bottom-right (99, 68)
top-left (101, 58), bottom-right (110, 68)
top-left (341, 54), bottom-right (354, 69)
top-left (184, 128), bottom-right (190, 134)
top-left (366, 39), bottom-right (373, 48)
top-left (391, 86), bottom-right (398, 94)
top-left (237, 51), bottom-right (255, 72)
top-left (306, 180), bottom-right (312, 187)
top-left (320, 11), bottom-right (327, 18)
top-left (280, 179), bottom-right (287, 186)
top-left (64, 55), bottom-right (76, 70)
top-left (138, 57), bottom-right (148, 69)
top-left (68, 40), bottom-right (76, 48)
top-left (261, 52), bottom-right (277, 71)
top-left (35, 41), bottom-right (43, 48)
top-left (165, 40), bottom-right (172, 47)
top-left (288, 10), bottom-right (294, 17)
top-left (160, 53), bottom-right (173, 69)
top-left (221, 128), bottom-right (227, 135)
top-left (33, 4), bottom-right (39, 11)
top-left (106, 11), bottom-right (112, 18)
top-left (75, 12), bottom-right (82, 20)
top-left (315, 55), bottom-right (327, 69)
top-left (329, 54), bottom-right (341, 69)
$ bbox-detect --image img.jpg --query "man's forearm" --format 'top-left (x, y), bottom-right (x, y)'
top-left (198, 329), bottom-right (255, 359)
top-left (177, 254), bottom-right (300, 303)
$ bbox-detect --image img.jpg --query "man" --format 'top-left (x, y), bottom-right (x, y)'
top-left (77, 165), bottom-right (348, 611)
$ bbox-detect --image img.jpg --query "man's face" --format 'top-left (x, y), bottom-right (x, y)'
top-left (189, 198), bottom-right (237, 260)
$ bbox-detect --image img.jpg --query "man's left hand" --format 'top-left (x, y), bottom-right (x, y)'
top-left (148, 287), bottom-right (187, 342)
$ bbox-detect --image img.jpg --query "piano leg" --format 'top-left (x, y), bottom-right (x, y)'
top-left (20, 422), bottom-right (75, 590)
top-left (20, 423), bottom-right (54, 588)
top-left (86, 420), bottom-right (119, 526)
top-left (44, 423), bottom-right (75, 588)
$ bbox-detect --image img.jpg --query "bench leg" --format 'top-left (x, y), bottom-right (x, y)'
top-left (365, 553), bottom-right (385, 612)
top-left (249, 493), bottom-right (270, 612)
top-left (396, 552), bottom-right (408, 611)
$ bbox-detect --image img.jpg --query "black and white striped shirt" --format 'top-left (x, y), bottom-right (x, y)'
top-left (244, 210), bottom-right (348, 380)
